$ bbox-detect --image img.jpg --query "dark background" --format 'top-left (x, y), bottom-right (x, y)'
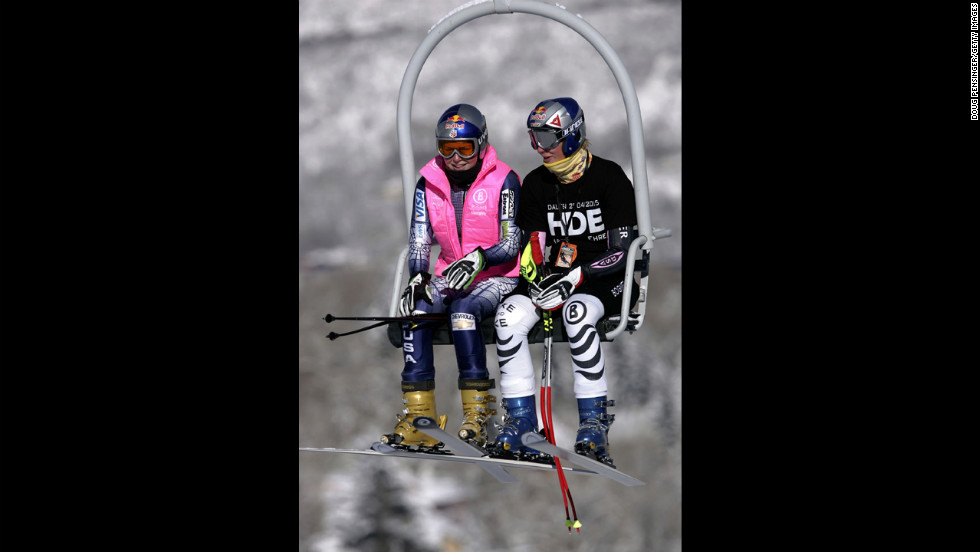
top-left (5, 1), bottom-right (968, 551)
top-left (299, 1), bottom-right (681, 550)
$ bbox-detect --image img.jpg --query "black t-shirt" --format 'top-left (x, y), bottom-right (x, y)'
top-left (518, 155), bottom-right (637, 269)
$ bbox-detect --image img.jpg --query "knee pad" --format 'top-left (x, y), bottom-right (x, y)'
top-left (562, 294), bottom-right (604, 329)
top-left (494, 295), bottom-right (538, 339)
top-left (494, 295), bottom-right (539, 398)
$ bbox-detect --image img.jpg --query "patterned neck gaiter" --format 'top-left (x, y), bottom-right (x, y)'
top-left (543, 140), bottom-right (591, 184)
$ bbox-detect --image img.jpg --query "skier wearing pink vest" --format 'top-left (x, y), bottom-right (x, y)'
top-left (381, 104), bottom-right (522, 450)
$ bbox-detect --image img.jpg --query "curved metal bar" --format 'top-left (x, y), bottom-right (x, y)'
top-left (392, 0), bottom-right (659, 334)
top-left (604, 234), bottom-right (647, 339)
top-left (388, 245), bottom-right (410, 316)
top-left (396, 0), bottom-right (651, 244)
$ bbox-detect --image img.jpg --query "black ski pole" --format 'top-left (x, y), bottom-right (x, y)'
top-left (323, 313), bottom-right (447, 323)
top-left (323, 313), bottom-right (448, 341)
top-left (326, 321), bottom-right (390, 341)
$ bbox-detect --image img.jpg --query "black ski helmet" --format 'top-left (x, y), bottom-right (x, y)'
top-left (526, 97), bottom-right (586, 157)
top-left (435, 104), bottom-right (489, 159)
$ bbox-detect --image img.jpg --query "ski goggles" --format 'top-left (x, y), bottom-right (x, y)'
top-left (528, 128), bottom-right (564, 151)
top-left (528, 114), bottom-right (584, 150)
top-left (437, 139), bottom-right (478, 159)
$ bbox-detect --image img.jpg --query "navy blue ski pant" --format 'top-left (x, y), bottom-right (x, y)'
top-left (401, 276), bottom-right (516, 386)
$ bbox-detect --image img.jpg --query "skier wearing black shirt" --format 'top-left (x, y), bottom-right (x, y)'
top-left (490, 98), bottom-right (637, 467)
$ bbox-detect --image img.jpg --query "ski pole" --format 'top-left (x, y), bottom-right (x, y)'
top-left (323, 313), bottom-right (448, 341)
top-left (541, 308), bottom-right (580, 533)
top-left (521, 234), bottom-right (580, 531)
top-left (326, 321), bottom-right (390, 340)
top-left (323, 313), bottom-right (447, 323)
top-left (527, 236), bottom-right (579, 531)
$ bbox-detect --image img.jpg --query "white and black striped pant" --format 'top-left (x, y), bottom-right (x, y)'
top-left (494, 293), bottom-right (608, 400)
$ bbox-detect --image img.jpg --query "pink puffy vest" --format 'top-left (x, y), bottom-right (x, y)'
top-left (419, 145), bottom-right (520, 282)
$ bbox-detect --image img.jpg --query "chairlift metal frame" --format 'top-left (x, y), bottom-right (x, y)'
top-left (386, 0), bottom-right (670, 347)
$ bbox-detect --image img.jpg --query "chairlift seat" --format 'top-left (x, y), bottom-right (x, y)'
top-left (386, 249), bottom-right (649, 348)
top-left (383, 0), bottom-right (669, 348)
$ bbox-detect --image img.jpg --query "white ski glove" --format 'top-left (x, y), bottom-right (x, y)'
top-left (399, 271), bottom-right (433, 316)
top-left (531, 267), bottom-right (583, 311)
top-left (441, 247), bottom-right (487, 290)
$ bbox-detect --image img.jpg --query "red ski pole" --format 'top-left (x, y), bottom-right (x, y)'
top-left (541, 309), bottom-right (580, 532)
top-left (526, 233), bottom-right (580, 532)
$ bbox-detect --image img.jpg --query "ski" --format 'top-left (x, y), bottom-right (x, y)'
top-left (375, 440), bottom-right (516, 483)
top-left (520, 433), bottom-right (646, 487)
top-left (410, 416), bottom-right (513, 460)
top-left (394, 417), bottom-right (520, 483)
top-left (407, 416), bottom-right (537, 483)
top-left (299, 444), bottom-right (603, 479)
top-left (411, 416), bottom-right (493, 458)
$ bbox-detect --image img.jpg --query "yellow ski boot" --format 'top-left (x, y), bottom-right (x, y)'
top-left (457, 379), bottom-right (496, 448)
top-left (380, 383), bottom-right (447, 451)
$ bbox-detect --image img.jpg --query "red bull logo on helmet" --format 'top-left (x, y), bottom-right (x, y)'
top-left (444, 114), bottom-right (466, 132)
top-left (529, 105), bottom-right (549, 122)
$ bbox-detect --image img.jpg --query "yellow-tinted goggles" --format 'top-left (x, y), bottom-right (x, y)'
top-left (438, 139), bottom-right (478, 159)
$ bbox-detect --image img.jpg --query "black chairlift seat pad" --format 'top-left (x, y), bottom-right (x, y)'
top-left (386, 253), bottom-right (648, 348)
top-left (385, 313), bottom-right (637, 348)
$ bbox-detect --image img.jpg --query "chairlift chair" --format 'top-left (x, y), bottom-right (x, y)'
top-left (384, 0), bottom-right (670, 348)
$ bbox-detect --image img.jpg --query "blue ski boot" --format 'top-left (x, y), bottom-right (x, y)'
top-left (574, 396), bottom-right (616, 468)
top-left (489, 395), bottom-right (544, 460)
